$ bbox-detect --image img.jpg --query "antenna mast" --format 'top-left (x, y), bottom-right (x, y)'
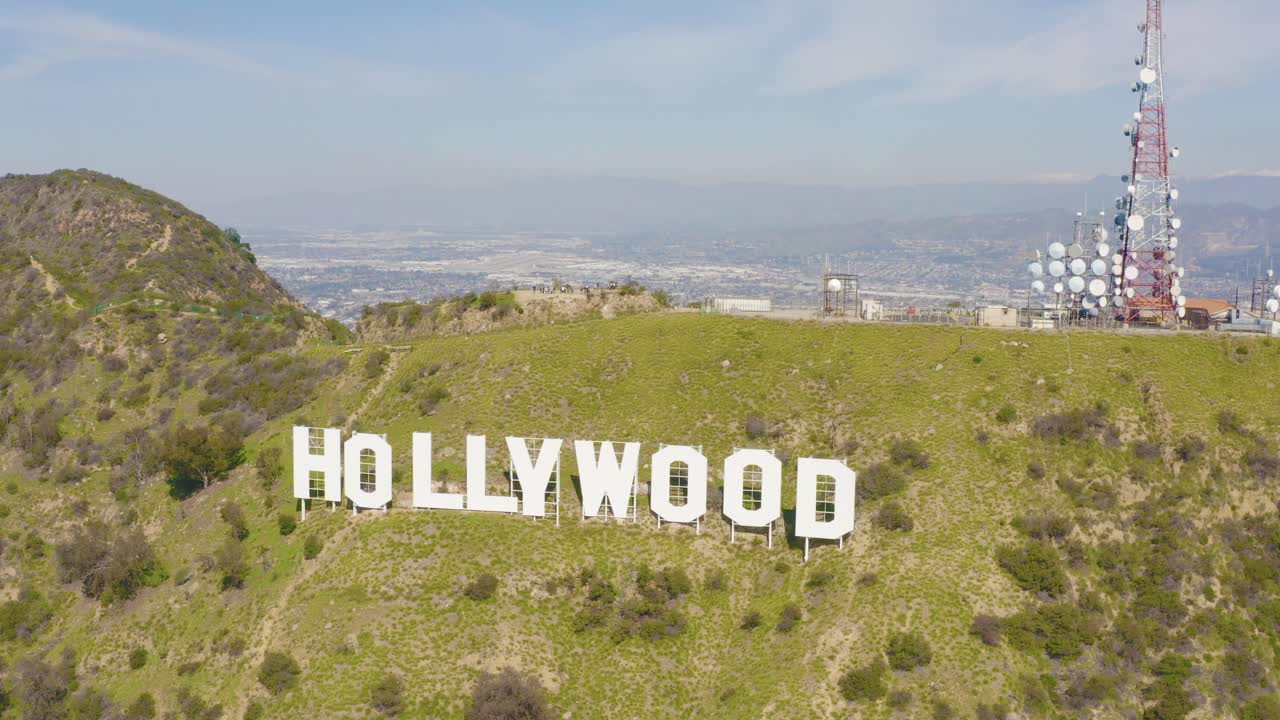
top-left (1116, 0), bottom-right (1184, 324)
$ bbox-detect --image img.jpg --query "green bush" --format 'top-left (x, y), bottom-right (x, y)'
top-left (1002, 604), bottom-right (1095, 660)
top-left (875, 501), bottom-right (914, 531)
top-left (370, 673), bottom-right (405, 717)
top-left (775, 604), bottom-right (801, 633)
top-left (995, 405), bottom-right (1017, 423)
top-left (128, 647), bottom-right (148, 670)
top-left (885, 631), bottom-right (932, 671)
top-left (123, 692), bottom-right (156, 719)
top-left (464, 573), bottom-right (499, 601)
top-left (1243, 695), bottom-right (1280, 720)
top-left (303, 535), bottom-right (323, 559)
top-left (838, 658), bottom-right (887, 701)
top-left (258, 651), bottom-right (301, 695)
top-left (0, 588), bottom-right (53, 641)
top-left (277, 512), bottom-right (297, 536)
top-left (996, 540), bottom-right (1067, 596)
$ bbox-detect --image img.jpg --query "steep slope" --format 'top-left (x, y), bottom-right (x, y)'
top-left (3, 310), bottom-right (1280, 719)
top-left (0, 170), bottom-right (296, 312)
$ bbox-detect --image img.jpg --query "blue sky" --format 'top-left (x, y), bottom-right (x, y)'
top-left (2, 0), bottom-right (1278, 206)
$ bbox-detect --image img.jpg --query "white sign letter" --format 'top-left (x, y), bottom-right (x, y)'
top-left (795, 458), bottom-right (856, 540)
top-left (412, 432), bottom-right (463, 510)
top-left (292, 426), bottom-right (342, 502)
top-left (723, 449), bottom-right (782, 527)
top-left (506, 437), bottom-right (562, 517)
top-left (343, 433), bottom-right (393, 509)
top-left (574, 440), bottom-right (641, 518)
top-left (466, 434), bottom-right (517, 513)
top-left (649, 445), bottom-right (707, 524)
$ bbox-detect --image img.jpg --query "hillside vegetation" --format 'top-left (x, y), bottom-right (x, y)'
top-left (356, 286), bottom-right (665, 342)
top-left (3, 307), bottom-right (1280, 719)
top-left (0, 170), bottom-right (296, 313)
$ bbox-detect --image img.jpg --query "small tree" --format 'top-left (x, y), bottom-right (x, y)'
top-left (216, 538), bottom-right (248, 590)
top-left (128, 647), bottom-right (148, 670)
top-left (277, 512), bottom-right (297, 536)
top-left (159, 423), bottom-right (245, 498)
top-left (258, 651), bottom-right (301, 695)
top-left (886, 631), bottom-right (932, 671)
top-left (220, 502), bottom-right (249, 540)
top-left (467, 668), bottom-right (550, 720)
top-left (464, 573), bottom-right (499, 601)
top-left (838, 658), bottom-right (887, 702)
top-left (256, 447), bottom-right (283, 487)
top-left (303, 535), bottom-right (324, 559)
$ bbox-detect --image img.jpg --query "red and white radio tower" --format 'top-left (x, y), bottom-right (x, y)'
top-left (1116, 0), bottom-right (1185, 324)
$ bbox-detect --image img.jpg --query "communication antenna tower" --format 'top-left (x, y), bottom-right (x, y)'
top-left (1115, 0), bottom-right (1185, 324)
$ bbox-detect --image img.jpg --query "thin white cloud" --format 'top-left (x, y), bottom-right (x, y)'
top-left (0, 8), bottom-right (445, 97)
top-left (765, 0), bottom-right (1280, 101)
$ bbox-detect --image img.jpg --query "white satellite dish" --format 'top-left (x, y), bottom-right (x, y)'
top-left (1028, 261), bottom-right (1044, 277)
top-left (1127, 185), bottom-right (1137, 196)
top-left (1171, 147), bottom-right (1181, 158)
top-left (1053, 282), bottom-right (1065, 294)
top-left (1137, 140), bottom-right (1146, 149)
top-left (1125, 266), bottom-right (1140, 280)
top-left (1123, 124), bottom-right (1133, 136)
top-left (1177, 306), bottom-right (1186, 318)
top-left (1274, 284), bottom-right (1280, 300)
top-left (1139, 67), bottom-right (1157, 84)
top-left (1031, 279), bottom-right (1046, 293)
top-left (1068, 276), bottom-right (1086, 294)
top-left (1170, 218), bottom-right (1182, 230)
top-left (1089, 278), bottom-right (1107, 296)
top-left (1169, 236), bottom-right (1179, 249)
top-left (1133, 111), bottom-right (1142, 122)
top-left (1125, 287), bottom-right (1136, 298)
top-left (1070, 258), bottom-right (1087, 276)
top-left (1268, 269), bottom-right (1274, 278)
top-left (1098, 229), bottom-right (1109, 242)
top-left (1099, 296), bottom-right (1110, 308)
top-left (1167, 251), bottom-right (1177, 261)
top-left (1113, 264), bottom-right (1123, 276)
top-left (1127, 214), bottom-right (1145, 231)
top-left (1171, 283), bottom-right (1181, 297)
top-left (827, 278), bottom-right (842, 292)
top-left (1268, 298), bottom-right (1280, 313)
top-left (1091, 259), bottom-right (1108, 276)
top-left (1113, 253), bottom-right (1124, 264)
top-left (1082, 297), bottom-right (1097, 309)
top-left (1170, 188), bottom-right (1180, 200)
top-left (1115, 296), bottom-right (1125, 307)
top-left (1096, 242), bottom-right (1111, 257)
top-left (1048, 242), bottom-right (1066, 259)
top-left (1048, 260), bottom-right (1066, 277)
top-left (1177, 267), bottom-right (1186, 278)
top-left (1067, 243), bottom-right (1083, 258)
top-left (1176, 295), bottom-right (1186, 306)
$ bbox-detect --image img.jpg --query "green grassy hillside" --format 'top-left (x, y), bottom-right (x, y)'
top-left (3, 310), bottom-right (1280, 719)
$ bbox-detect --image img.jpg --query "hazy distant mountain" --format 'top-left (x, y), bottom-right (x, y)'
top-left (207, 174), bottom-right (1280, 230)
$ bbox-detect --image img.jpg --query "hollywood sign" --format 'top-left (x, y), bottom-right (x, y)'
top-left (293, 427), bottom-right (857, 555)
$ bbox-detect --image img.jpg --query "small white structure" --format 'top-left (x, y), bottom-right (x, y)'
top-left (859, 298), bottom-right (884, 321)
top-left (1029, 317), bottom-right (1056, 331)
top-left (976, 305), bottom-right (1018, 328)
top-left (711, 297), bottom-right (772, 314)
